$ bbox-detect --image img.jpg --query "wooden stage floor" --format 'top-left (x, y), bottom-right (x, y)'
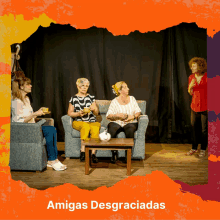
top-left (11, 143), bottom-right (208, 190)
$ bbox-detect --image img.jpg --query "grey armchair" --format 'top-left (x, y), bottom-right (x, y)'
top-left (10, 118), bottom-right (54, 171)
top-left (61, 100), bottom-right (149, 160)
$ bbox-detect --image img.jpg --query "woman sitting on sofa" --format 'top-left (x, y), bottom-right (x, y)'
top-left (106, 81), bottom-right (141, 163)
top-left (11, 77), bottom-right (67, 171)
top-left (67, 78), bottom-right (100, 163)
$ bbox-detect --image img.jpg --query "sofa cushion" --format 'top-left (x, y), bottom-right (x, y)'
top-left (134, 131), bottom-right (137, 139)
top-left (100, 113), bottom-right (110, 128)
top-left (117, 132), bottom-right (126, 138)
top-left (96, 100), bottom-right (111, 114)
top-left (71, 129), bottom-right (81, 138)
top-left (71, 128), bottom-right (137, 139)
top-left (117, 131), bottom-right (137, 139)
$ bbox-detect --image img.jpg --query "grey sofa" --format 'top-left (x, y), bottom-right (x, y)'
top-left (61, 100), bottom-right (149, 160)
top-left (10, 118), bottom-right (54, 171)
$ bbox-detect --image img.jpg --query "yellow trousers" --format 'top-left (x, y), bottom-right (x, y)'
top-left (72, 121), bottom-right (101, 141)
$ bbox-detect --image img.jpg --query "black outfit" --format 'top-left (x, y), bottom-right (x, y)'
top-left (108, 122), bottom-right (138, 138)
top-left (107, 122), bottom-right (138, 163)
top-left (191, 110), bottom-right (208, 151)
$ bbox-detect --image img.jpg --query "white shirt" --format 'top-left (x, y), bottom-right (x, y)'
top-left (11, 97), bottom-right (35, 123)
top-left (106, 96), bottom-right (141, 127)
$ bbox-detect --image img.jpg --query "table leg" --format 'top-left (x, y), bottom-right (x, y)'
top-left (85, 147), bottom-right (90, 175)
top-left (127, 148), bottom-right (131, 175)
top-left (89, 149), bottom-right (92, 166)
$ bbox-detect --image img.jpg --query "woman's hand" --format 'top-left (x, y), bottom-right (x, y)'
top-left (34, 108), bottom-right (45, 117)
top-left (89, 105), bottom-right (96, 112)
top-left (189, 79), bottom-right (196, 90)
top-left (67, 103), bottom-right (87, 118)
top-left (188, 79), bottom-right (196, 95)
top-left (78, 110), bottom-right (87, 117)
top-left (117, 113), bottom-right (128, 120)
top-left (89, 102), bottom-right (99, 116)
top-left (124, 115), bottom-right (135, 122)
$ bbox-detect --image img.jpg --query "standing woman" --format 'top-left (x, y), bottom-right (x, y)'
top-left (67, 78), bottom-right (100, 163)
top-left (11, 77), bottom-right (67, 171)
top-left (186, 57), bottom-right (207, 157)
top-left (106, 81), bottom-right (141, 163)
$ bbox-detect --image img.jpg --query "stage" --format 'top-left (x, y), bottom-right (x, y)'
top-left (11, 143), bottom-right (208, 190)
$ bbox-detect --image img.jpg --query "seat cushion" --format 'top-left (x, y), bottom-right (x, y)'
top-left (117, 132), bottom-right (126, 138)
top-left (71, 129), bottom-right (81, 138)
top-left (117, 131), bottom-right (137, 139)
top-left (71, 129), bottom-right (137, 139)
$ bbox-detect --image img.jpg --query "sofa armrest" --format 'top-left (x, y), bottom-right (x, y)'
top-left (11, 122), bottom-right (44, 143)
top-left (136, 115), bottom-right (149, 139)
top-left (35, 118), bottom-right (54, 126)
top-left (61, 115), bottom-right (73, 133)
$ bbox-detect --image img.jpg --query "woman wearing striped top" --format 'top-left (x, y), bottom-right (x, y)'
top-left (67, 78), bottom-right (100, 163)
top-left (106, 81), bottom-right (141, 163)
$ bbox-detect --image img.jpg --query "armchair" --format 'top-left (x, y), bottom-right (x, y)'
top-left (10, 118), bottom-right (54, 171)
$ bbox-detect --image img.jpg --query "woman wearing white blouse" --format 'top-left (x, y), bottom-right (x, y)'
top-left (106, 81), bottom-right (141, 163)
top-left (11, 77), bottom-right (67, 171)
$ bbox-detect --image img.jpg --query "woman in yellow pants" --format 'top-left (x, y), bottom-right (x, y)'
top-left (67, 78), bottom-right (100, 163)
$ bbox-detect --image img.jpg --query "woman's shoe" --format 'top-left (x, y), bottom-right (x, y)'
top-left (47, 162), bottom-right (65, 171)
top-left (56, 161), bottom-right (67, 169)
top-left (185, 149), bottom-right (198, 156)
top-left (92, 154), bottom-right (99, 163)
top-left (111, 151), bottom-right (118, 164)
top-left (47, 160), bottom-right (67, 169)
top-left (80, 152), bottom-right (85, 162)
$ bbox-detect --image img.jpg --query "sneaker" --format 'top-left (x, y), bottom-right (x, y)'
top-left (47, 161), bottom-right (65, 171)
top-left (56, 161), bottom-right (67, 169)
top-left (47, 161), bottom-right (67, 169)
top-left (198, 150), bottom-right (206, 158)
top-left (185, 149), bottom-right (198, 156)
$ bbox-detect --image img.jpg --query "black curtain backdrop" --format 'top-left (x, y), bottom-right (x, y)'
top-left (16, 22), bottom-right (207, 142)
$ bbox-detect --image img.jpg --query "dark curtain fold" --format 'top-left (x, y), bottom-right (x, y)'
top-left (16, 22), bottom-right (207, 142)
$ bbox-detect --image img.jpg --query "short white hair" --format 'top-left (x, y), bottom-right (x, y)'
top-left (76, 78), bottom-right (90, 86)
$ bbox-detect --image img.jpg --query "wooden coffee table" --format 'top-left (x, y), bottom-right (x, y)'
top-left (82, 138), bottom-right (134, 175)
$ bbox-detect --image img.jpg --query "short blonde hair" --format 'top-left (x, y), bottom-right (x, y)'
top-left (76, 78), bottom-right (90, 86)
top-left (112, 81), bottom-right (126, 96)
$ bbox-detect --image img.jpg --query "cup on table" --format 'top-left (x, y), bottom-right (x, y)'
top-left (83, 107), bottom-right (90, 114)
